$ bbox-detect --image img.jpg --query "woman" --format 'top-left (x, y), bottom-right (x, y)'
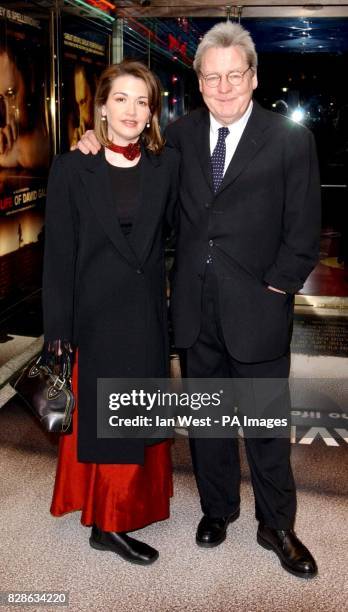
top-left (43, 60), bottom-right (179, 565)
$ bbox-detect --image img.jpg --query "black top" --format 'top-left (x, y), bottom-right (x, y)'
top-left (107, 161), bottom-right (141, 236)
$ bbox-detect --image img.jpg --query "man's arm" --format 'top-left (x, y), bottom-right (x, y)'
top-left (76, 121), bottom-right (182, 155)
top-left (263, 128), bottom-right (321, 294)
top-left (164, 121), bottom-right (181, 153)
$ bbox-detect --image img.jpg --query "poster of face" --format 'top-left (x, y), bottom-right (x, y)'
top-left (60, 19), bottom-right (110, 151)
top-left (0, 6), bottom-right (51, 300)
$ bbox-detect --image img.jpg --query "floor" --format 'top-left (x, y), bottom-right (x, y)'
top-left (0, 396), bottom-right (347, 612)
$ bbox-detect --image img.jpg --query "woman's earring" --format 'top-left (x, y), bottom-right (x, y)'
top-left (146, 118), bottom-right (151, 128)
top-left (101, 115), bottom-right (107, 122)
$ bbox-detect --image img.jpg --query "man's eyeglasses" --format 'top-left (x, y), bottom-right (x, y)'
top-left (200, 67), bottom-right (252, 88)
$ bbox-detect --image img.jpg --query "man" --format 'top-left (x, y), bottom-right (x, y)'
top-left (76, 22), bottom-right (320, 578)
top-left (0, 43), bottom-right (49, 168)
top-left (69, 64), bottom-right (95, 147)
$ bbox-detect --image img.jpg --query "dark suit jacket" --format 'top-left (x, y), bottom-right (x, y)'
top-left (166, 101), bottom-right (321, 363)
top-left (43, 146), bottom-right (179, 462)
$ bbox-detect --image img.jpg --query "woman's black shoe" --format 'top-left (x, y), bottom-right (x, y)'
top-left (89, 525), bottom-right (159, 565)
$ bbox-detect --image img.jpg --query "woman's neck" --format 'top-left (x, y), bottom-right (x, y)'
top-left (104, 146), bottom-right (140, 168)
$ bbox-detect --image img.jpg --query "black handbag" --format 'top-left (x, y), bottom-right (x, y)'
top-left (10, 355), bottom-right (75, 433)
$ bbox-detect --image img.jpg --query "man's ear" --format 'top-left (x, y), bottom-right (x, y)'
top-left (198, 77), bottom-right (203, 94)
top-left (252, 69), bottom-right (258, 91)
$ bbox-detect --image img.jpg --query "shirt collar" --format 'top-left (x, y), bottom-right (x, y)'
top-left (209, 100), bottom-right (253, 136)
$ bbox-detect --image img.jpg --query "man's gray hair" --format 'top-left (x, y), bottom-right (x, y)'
top-left (193, 22), bottom-right (258, 74)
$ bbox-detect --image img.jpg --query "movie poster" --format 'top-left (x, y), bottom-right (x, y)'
top-left (61, 19), bottom-right (110, 151)
top-left (0, 6), bottom-right (51, 300)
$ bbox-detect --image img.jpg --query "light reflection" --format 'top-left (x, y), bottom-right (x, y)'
top-left (291, 108), bottom-right (305, 123)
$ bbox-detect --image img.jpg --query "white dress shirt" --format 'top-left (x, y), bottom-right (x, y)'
top-left (209, 100), bottom-right (253, 175)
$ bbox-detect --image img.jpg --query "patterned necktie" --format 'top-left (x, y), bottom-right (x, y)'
top-left (211, 126), bottom-right (229, 193)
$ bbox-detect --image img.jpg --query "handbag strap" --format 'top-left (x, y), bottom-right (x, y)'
top-left (41, 340), bottom-right (75, 388)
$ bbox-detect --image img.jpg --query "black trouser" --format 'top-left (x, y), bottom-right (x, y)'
top-left (186, 265), bottom-right (296, 530)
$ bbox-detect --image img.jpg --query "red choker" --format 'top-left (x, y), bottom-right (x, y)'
top-left (105, 141), bottom-right (141, 161)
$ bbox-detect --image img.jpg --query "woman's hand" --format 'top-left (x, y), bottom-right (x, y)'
top-left (41, 340), bottom-right (75, 382)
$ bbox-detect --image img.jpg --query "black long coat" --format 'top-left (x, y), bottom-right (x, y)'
top-left (166, 101), bottom-right (321, 363)
top-left (43, 146), bottom-right (179, 463)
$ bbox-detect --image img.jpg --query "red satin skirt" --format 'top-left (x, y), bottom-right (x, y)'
top-left (50, 363), bottom-right (173, 532)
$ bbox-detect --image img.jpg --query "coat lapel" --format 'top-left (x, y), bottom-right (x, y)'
top-left (80, 149), bottom-right (140, 267)
top-left (217, 101), bottom-right (270, 196)
top-left (127, 148), bottom-right (163, 266)
top-left (80, 147), bottom-right (163, 269)
top-left (192, 109), bottom-right (214, 193)
top-left (190, 103), bottom-right (270, 196)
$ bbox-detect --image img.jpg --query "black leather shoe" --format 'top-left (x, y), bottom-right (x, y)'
top-left (196, 507), bottom-right (240, 547)
top-left (257, 524), bottom-right (318, 578)
top-left (89, 525), bottom-right (159, 565)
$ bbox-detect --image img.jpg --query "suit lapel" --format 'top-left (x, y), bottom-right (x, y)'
top-left (190, 104), bottom-right (270, 196)
top-left (192, 109), bottom-right (214, 193)
top-left (217, 101), bottom-right (269, 196)
top-left (80, 149), bottom-right (140, 268)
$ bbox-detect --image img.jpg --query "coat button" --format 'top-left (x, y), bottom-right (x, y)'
top-left (209, 240), bottom-right (214, 247)
top-left (205, 202), bottom-right (211, 209)
top-left (136, 268), bottom-right (143, 274)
